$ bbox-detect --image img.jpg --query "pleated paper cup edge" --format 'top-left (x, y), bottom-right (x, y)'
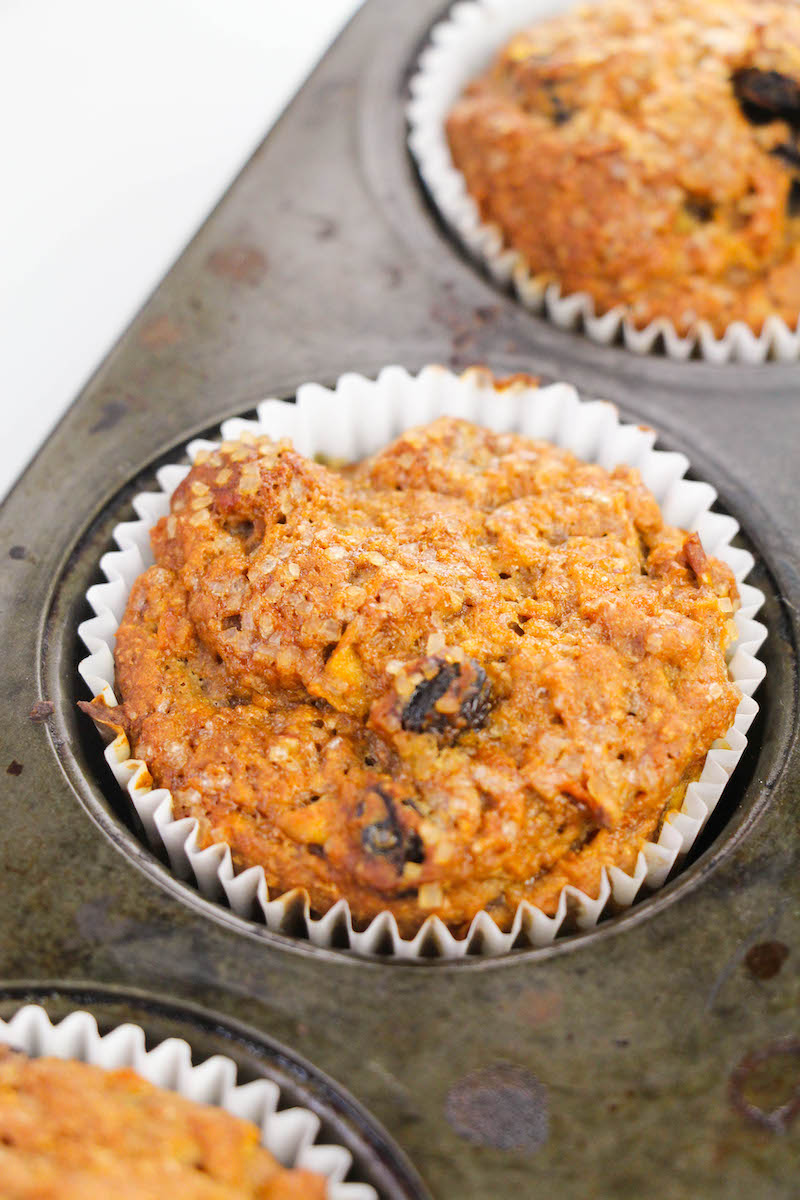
top-left (406, 0), bottom-right (800, 364)
top-left (77, 365), bottom-right (768, 960)
top-left (0, 1004), bottom-right (375, 1200)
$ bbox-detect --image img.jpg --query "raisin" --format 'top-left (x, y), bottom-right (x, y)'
top-left (677, 532), bottom-right (707, 583)
top-left (401, 655), bottom-right (491, 742)
top-left (771, 141), bottom-right (800, 168)
top-left (550, 92), bottom-right (572, 126)
top-left (684, 195), bottom-right (714, 223)
top-left (360, 785), bottom-right (424, 872)
top-left (542, 79), bottom-right (573, 125)
top-left (732, 68), bottom-right (800, 127)
top-left (222, 516), bottom-right (264, 554)
top-left (789, 178), bottom-right (800, 216)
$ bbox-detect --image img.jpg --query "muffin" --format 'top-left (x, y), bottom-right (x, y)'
top-left (0, 1046), bottom-right (326, 1199)
top-left (81, 415), bottom-right (741, 938)
top-left (445, 0), bottom-right (800, 336)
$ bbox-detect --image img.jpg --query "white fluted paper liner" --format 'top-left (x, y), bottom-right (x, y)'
top-left (78, 365), bottom-right (767, 959)
top-left (407, 0), bottom-right (800, 363)
top-left (0, 1005), bottom-right (376, 1199)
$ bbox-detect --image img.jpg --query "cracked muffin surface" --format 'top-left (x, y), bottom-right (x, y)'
top-left (82, 415), bottom-right (740, 936)
top-left (0, 1048), bottom-right (326, 1199)
top-left (445, 0), bottom-right (800, 335)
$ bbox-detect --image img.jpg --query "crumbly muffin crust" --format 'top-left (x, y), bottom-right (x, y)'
top-left (0, 1048), bottom-right (326, 1199)
top-left (445, 0), bottom-right (800, 335)
top-left (83, 416), bottom-right (740, 937)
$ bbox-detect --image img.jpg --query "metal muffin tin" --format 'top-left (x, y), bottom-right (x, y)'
top-left (1, 1), bottom-right (798, 1195)
top-left (0, 983), bottom-right (424, 1197)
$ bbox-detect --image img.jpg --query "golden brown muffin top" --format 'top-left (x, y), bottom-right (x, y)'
top-left (83, 417), bottom-right (740, 936)
top-left (446, 0), bottom-right (800, 334)
top-left (0, 1048), bottom-right (327, 1199)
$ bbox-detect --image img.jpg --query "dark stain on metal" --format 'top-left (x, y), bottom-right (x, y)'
top-left (729, 1038), bottom-right (800, 1133)
top-left (314, 216), bottom-right (338, 241)
top-left (6, 761), bottom-right (23, 776)
top-left (206, 244), bottom-right (267, 285)
top-left (430, 300), bottom-right (506, 367)
top-left (89, 400), bottom-right (129, 435)
top-left (8, 546), bottom-right (26, 560)
top-left (744, 941), bottom-right (790, 980)
top-left (138, 315), bottom-right (183, 349)
top-left (445, 1064), bottom-right (549, 1151)
top-left (29, 700), bottom-right (54, 723)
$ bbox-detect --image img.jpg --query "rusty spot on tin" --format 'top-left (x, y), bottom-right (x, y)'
top-left (729, 1038), bottom-right (800, 1133)
top-left (138, 315), bottom-right (182, 349)
top-left (89, 399), bottom-right (129, 435)
top-left (206, 244), bottom-right (267, 285)
top-left (6, 760), bottom-right (23, 776)
top-left (29, 700), bottom-right (54, 723)
top-left (8, 546), bottom-right (26, 560)
top-left (744, 941), bottom-right (789, 980)
top-left (516, 988), bottom-right (561, 1027)
top-left (445, 1064), bottom-right (549, 1151)
top-left (430, 301), bottom-right (503, 365)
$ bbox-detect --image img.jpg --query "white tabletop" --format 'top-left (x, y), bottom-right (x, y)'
top-left (0, 0), bottom-right (365, 501)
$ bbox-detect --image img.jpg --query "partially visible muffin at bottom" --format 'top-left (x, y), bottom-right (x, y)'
top-left (82, 417), bottom-right (740, 937)
top-left (445, 0), bottom-right (800, 335)
top-left (0, 1047), bottom-right (326, 1199)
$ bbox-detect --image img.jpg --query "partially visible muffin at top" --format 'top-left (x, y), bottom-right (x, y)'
top-left (445, 0), bottom-right (800, 335)
top-left (0, 1047), bottom-right (326, 1199)
top-left (82, 415), bottom-right (740, 937)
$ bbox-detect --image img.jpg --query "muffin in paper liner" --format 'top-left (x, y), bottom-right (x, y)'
top-left (78, 365), bottom-right (767, 959)
top-left (0, 1004), bottom-right (376, 1199)
top-left (406, 0), bottom-right (800, 364)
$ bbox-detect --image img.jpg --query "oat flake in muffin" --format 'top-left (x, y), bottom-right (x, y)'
top-left (445, 0), bottom-right (800, 336)
top-left (81, 417), bottom-right (740, 938)
top-left (0, 1047), bottom-right (326, 1199)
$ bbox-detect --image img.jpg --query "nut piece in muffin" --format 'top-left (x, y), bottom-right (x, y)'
top-left (445, 0), bottom-right (800, 336)
top-left (0, 1046), bottom-right (326, 1199)
top-left (81, 416), bottom-right (741, 937)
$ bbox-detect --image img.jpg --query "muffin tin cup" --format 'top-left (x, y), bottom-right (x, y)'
top-left (407, 0), bottom-right (800, 364)
top-left (78, 365), bottom-right (767, 960)
top-left (0, 1004), bottom-right (377, 1199)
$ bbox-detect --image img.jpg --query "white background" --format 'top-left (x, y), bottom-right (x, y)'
top-left (0, 0), bottom-right (364, 500)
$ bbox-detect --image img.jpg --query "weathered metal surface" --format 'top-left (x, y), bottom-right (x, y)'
top-left (0, 983), bottom-right (427, 1198)
top-left (0, 2), bottom-right (798, 1197)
